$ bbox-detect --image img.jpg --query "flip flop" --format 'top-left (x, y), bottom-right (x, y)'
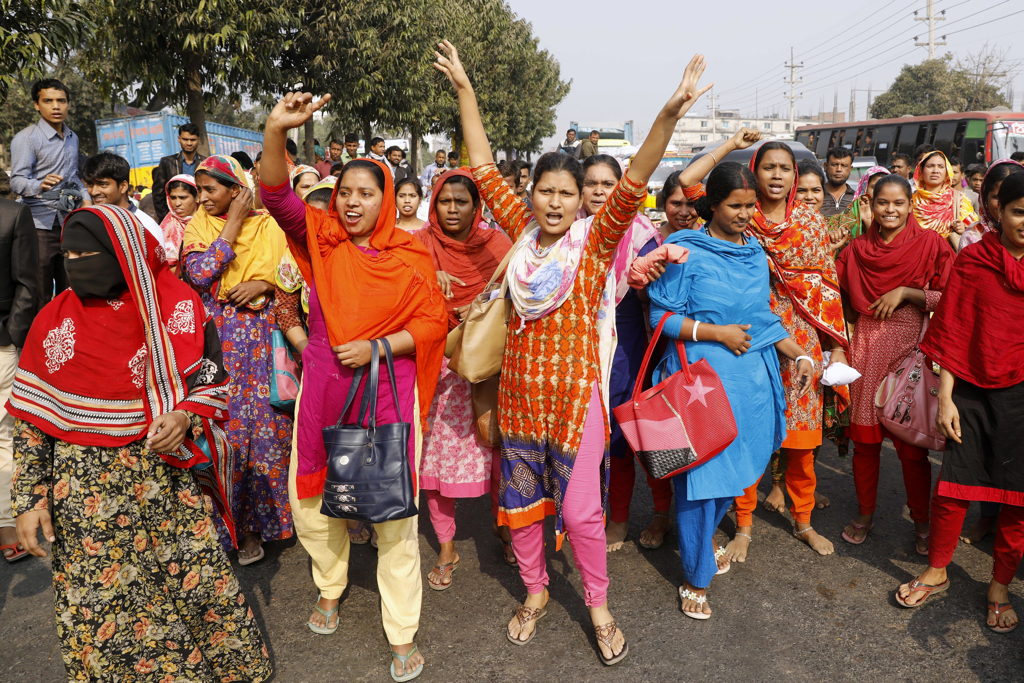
top-left (895, 578), bottom-right (950, 608)
top-left (237, 544), bottom-right (265, 566)
top-left (427, 559), bottom-right (459, 592)
top-left (915, 532), bottom-right (930, 557)
top-left (493, 525), bottom-right (518, 567)
top-left (389, 644), bottom-right (423, 682)
top-left (638, 512), bottom-right (670, 550)
top-left (348, 521), bottom-right (371, 545)
top-left (1, 543), bottom-right (29, 563)
top-left (841, 521), bottom-right (873, 545)
top-left (307, 593), bottom-right (340, 635)
top-left (507, 604), bottom-right (547, 645)
top-left (679, 585), bottom-right (711, 620)
top-left (714, 545), bottom-right (730, 575)
top-left (595, 621), bottom-right (628, 666)
top-left (987, 601), bottom-right (1018, 634)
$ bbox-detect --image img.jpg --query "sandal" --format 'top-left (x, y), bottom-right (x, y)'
top-left (307, 593), bottom-right (340, 635)
top-left (594, 621), bottom-right (628, 666)
top-left (915, 532), bottom-right (930, 557)
top-left (493, 523), bottom-right (518, 568)
top-left (679, 585), bottom-right (711, 620)
top-left (1, 542), bottom-right (29, 563)
top-left (348, 521), bottom-right (371, 545)
top-left (714, 545), bottom-right (730, 575)
top-left (895, 578), bottom-right (950, 608)
top-left (987, 601), bottom-right (1018, 634)
top-left (427, 558), bottom-right (460, 592)
top-left (841, 521), bottom-right (873, 545)
top-left (506, 604), bottom-right (547, 645)
top-left (389, 644), bottom-right (423, 682)
top-left (237, 543), bottom-right (264, 566)
top-left (638, 512), bottom-right (670, 550)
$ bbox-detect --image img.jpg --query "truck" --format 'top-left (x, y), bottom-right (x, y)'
top-left (569, 121), bottom-right (635, 148)
top-left (95, 112), bottom-right (263, 188)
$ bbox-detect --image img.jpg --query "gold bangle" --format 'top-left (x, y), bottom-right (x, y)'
top-left (708, 151), bottom-right (718, 165)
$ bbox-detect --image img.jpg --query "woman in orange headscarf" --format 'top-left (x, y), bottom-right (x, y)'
top-left (260, 91), bottom-right (447, 681)
top-left (912, 150), bottom-right (978, 249)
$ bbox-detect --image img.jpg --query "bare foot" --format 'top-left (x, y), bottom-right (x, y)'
top-left (723, 527), bottom-right (752, 563)
top-left (606, 520), bottom-right (628, 552)
top-left (308, 594), bottom-right (339, 630)
top-left (590, 602), bottom-right (626, 661)
top-left (390, 642), bottom-right (424, 678)
top-left (507, 588), bottom-right (548, 642)
top-left (842, 514), bottom-right (873, 544)
top-left (814, 490), bottom-right (831, 509)
top-left (0, 526), bottom-right (22, 558)
top-left (763, 483), bottom-right (786, 513)
top-left (639, 513), bottom-right (670, 549)
top-left (897, 566), bottom-right (947, 606)
top-left (794, 524), bottom-right (834, 555)
top-left (987, 580), bottom-right (1018, 632)
top-left (679, 580), bottom-right (711, 618)
top-left (961, 515), bottom-right (997, 544)
top-left (914, 522), bottom-right (930, 556)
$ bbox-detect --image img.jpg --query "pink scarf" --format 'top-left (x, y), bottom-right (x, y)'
top-left (158, 174), bottom-right (196, 265)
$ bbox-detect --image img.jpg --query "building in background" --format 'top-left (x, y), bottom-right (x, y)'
top-left (671, 110), bottom-right (826, 152)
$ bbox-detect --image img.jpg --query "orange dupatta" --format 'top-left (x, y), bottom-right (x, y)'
top-left (285, 159), bottom-right (448, 431)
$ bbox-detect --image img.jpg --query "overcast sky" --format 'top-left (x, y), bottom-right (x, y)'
top-left (505, 0), bottom-right (1024, 148)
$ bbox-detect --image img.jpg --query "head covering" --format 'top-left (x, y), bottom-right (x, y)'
top-left (8, 205), bottom-right (236, 540)
top-left (158, 173), bottom-right (196, 265)
top-left (314, 144), bottom-right (325, 161)
top-left (414, 169), bottom-right (512, 330)
top-left (184, 155), bottom-right (288, 304)
top-left (61, 211), bottom-right (127, 299)
top-left (290, 164), bottom-right (321, 184)
top-left (286, 158), bottom-right (448, 496)
top-left (854, 166), bottom-right (889, 200)
top-left (302, 175), bottom-right (337, 201)
top-left (836, 213), bottom-right (954, 317)
top-left (912, 151), bottom-right (979, 237)
top-left (746, 153), bottom-right (849, 353)
top-left (978, 159), bottom-right (1024, 231)
top-left (921, 231), bottom-right (1024, 389)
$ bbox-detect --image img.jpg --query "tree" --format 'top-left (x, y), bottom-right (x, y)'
top-left (0, 0), bottom-right (91, 103)
top-left (84, 0), bottom-right (298, 154)
top-left (955, 44), bottom-right (1021, 112)
top-left (871, 54), bottom-right (1010, 119)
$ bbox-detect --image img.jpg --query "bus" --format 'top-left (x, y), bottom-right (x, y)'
top-left (794, 110), bottom-right (1024, 167)
top-left (569, 121), bottom-right (635, 148)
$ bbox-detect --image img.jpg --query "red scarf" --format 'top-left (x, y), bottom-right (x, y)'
top-left (415, 169), bottom-right (512, 330)
top-left (746, 158), bottom-right (849, 352)
top-left (920, 231), bottom-right (1024, 388)
top-left (7, 205), bottom-right (237, 542)
top-left (835, 215), bottom-right (954, 316)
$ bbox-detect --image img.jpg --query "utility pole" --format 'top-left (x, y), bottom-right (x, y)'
top-left (784, 47), bottom-right (803, 133)
top-left (849, 82), bottom-right (856, 123)
top-left (709, 88), bottom-right (717, 140)
top-left (914, 0), bottom-right (946, 60)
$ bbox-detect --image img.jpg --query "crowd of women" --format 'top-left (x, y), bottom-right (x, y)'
top-left (6, 40), bottom-right (1023, 683)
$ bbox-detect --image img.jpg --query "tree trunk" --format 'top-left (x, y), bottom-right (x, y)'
top-left (410, 124), bottom-right (420, 174)
top-left (185, 53), bottom-right (210, 156)
top-left (304, 119), bottom-right (315, 164)
top-left (362, 114), bottom-right (372, 157)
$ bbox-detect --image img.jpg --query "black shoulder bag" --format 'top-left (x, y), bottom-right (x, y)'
top-left (320, 338), bottom-right (418, 523)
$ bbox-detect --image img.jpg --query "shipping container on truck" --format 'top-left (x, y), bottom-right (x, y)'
top-left (95, 112), bottom-right (263, 189)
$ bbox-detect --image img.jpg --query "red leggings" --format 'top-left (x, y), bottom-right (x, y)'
top-left (735, 448), bottom-right (817, 526)
top-left (607, 450), bottom-right (673, 524)
top-left (929, 491), bottom-right (1024, 585)
top-left (852, 432), bottom-right (932, 523)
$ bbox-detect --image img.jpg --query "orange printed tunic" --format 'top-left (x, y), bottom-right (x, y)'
top-left (471, 163), bottom-right (647, 541)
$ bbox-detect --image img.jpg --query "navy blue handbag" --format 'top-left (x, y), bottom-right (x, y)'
top-left (320, 338), bottom-right (417, 523)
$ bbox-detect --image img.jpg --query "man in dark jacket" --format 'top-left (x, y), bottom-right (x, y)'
top-left (152, 122), bottom-right (206, 223)
top-left (0, 197), bottom-right (39, 561)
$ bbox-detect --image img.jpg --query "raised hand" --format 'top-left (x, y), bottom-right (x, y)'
top-left (266, 92), bottom-right (332, 133)
top-left (660, 54), bottom-right (714, 122)
top-left (731, 127), bottom-right (762, 150)
top-left (434, 40), bottom-right (473, 93)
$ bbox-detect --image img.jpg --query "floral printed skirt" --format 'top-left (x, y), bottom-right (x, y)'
top-left (14, 422), bottom-right (273, 682)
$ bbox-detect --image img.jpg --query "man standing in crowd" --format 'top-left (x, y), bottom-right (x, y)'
top-left (0, 197), bottom-right (39, 563)
top-left (580, 129), bottom-right (600, 160)
top-left (448, 150), bottom-right (461, 169)
top-left (367, 137), bottom-right (387, 162)
top-left (421, 149), bottom-right (447, 189)
top-left (949, 157), bottom-right (978, 209)
top-left (342, 133), bottom-right (360, 164)
top-left (559, 128), bottom-right (582, 158)
top-left (152, 122), bottom-right (205, 223)
top-left (387, 146), bottom-right (410, 183)
top-left (317, 138), bottom-right (345, 177)
top-left (10, 78), bottom-right (88, 307)
top-left (914, 144), bottom-right (938, 168)
top-left (82, 152), bottom-right (165, 243)
top-left (890, 153), bottom-right (914, 180)
top-left (966, 163), bottom-right (987, 196)
top-left (821, 147), bottom-right (855, 217)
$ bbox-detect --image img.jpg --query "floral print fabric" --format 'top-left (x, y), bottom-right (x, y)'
top-left (184, 238), bottom-right (294, 546)
top-left (12, 420), bottom-right (272, 682)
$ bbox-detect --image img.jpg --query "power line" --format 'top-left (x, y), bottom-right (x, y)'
top-left (942, 9), bottom-right (1024, 37)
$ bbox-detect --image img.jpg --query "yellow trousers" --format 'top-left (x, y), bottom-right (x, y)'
top-left (286, 386), bottom-right (423, 644)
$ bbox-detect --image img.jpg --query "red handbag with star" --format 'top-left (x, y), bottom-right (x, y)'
top-left (613, 312), bottom-right (738, 479)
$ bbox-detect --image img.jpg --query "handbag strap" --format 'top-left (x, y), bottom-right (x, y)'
top-left (358, 340), bottom-right (381, 429)
top-left (631, 312), bottom-right (693, 402)
top-left (379, 338), bottom-right (404, 424)
top-left (334, 365), bottom-right (366, 429)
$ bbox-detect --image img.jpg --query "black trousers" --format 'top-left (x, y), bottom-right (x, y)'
top-left (37, 219), bottom-right (67, 307)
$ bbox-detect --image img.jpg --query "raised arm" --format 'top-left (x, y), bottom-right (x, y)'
top-left (261, 92), bottom-right (332, 190)
top-left (434, 40), bottom-right (493, 168)
top-left (679, 127), bottom-right (762, 188)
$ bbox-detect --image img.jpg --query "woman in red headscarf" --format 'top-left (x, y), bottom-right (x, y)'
top-left (259, 91), bottom-right (447, 681)
top-left (413, 169), bottom-right (512, 588)
top-left (836, 173), bottom-right (954, 555)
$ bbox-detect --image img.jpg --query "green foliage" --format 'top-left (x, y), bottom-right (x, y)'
top-left (0, 0), bottom-right (91, 103)
top-left (871, 56), bottom-right (1010, 119)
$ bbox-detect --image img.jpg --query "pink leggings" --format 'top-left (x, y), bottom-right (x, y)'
top-left (424, 442), bottom-right (504, 544)
top-left (510, 384), bottom-right (608, 607)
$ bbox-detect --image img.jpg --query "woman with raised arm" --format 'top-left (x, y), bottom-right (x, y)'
top-left (434, 40), bottom-right (710, 664)
top-left (260, 91), bottom-right (447, 682)
top-left (643, 161), bottom-right (814, 619)
top-left (835, 175), bottom-right (954, 555)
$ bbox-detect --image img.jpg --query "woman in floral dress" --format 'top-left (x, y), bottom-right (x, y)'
top-left (10, 205), bottom-right (271, 682)
top-left (182, 155), bottom-right (292, 564)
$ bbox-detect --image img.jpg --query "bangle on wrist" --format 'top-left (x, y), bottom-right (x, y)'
top-left (707, 151), bottom-right (718, 165)
top-left (795, 355), bottom-right (814, 368)
top-left (692, 320), bottom-right (701, 343)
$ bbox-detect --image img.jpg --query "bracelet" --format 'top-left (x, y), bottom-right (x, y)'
top-left (795, 355), bottom-right (815, 368)
top-left (692, 320), bottom-right (701, 342)
top-left (708, 151), bottom-right (718, 165)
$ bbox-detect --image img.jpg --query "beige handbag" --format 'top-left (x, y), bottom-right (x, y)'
top-left (471, 376), bottom-right (501, 447)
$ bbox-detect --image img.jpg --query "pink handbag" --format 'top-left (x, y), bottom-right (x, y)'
top-left (874, 320), bottom-right (945, 451)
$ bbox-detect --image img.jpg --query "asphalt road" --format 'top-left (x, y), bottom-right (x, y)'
top-left (2, 441), bottom-right (1022, 682)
